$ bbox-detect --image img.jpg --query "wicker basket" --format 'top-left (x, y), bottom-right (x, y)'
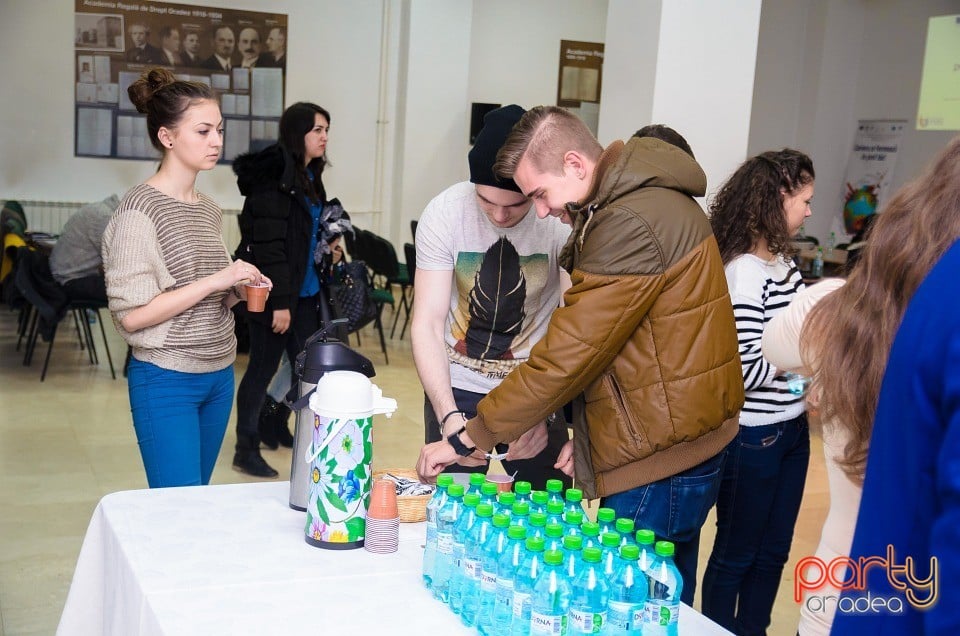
top-left (373, 469), bottom-right (432, 523)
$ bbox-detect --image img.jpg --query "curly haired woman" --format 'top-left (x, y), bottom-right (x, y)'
top-left (701, 149), bottom-right (814, 635)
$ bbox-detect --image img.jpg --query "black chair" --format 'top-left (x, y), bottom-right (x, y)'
top-left (410, 219), bottom-right (418, 242)
top-left (12, 247), bottom-right (115, 381)
top-left (398, 242), bottom-right (416, 340)
top-left (359, 230), bottom-right (397, 363)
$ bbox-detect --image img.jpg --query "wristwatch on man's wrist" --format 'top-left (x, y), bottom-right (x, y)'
top-left (446, 425), bottom-right (477, 457)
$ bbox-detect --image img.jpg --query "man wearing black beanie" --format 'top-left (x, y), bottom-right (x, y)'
top-left (410, 105), bottom-right (573, 489)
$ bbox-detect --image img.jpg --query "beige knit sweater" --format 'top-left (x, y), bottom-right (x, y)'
top-left (102, 184), bottom-right (236, 373)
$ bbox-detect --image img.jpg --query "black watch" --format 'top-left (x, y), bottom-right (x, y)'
top-left (446, 425), bottom-right (477, 457)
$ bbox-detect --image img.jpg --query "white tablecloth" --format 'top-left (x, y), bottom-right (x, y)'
top-left (58, 481), bottom-right (730, 635)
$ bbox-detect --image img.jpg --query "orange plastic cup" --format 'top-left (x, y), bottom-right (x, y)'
top-left (368, 479), bottom-right (399, 519)
top-left (244, 283), bottom-right (270, 312)
top-left (486, 473), bottom-right (514, 494)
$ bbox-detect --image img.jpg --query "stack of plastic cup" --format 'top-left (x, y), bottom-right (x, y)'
top-left (365, 478), bottom-right (400, 554)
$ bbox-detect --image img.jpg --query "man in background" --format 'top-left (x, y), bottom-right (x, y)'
top-left (417, 110), bottom-right (744, 603)
top-left (180, 30), bottom-right (202, 66)
top-left (257, 26), bottom-right (286, 69)
top-left (49, 195), bottom-right (120, 302)
top-left (125, 22), bottom-right (164, 65)
top-left (202, 25), bottom-right (235, 71)
top-left (238, 27), bottom-right (261, 69)
top-left (412, 105), bottom-right (573, 490)
top-left (158, 26), bottom-right (181, 66)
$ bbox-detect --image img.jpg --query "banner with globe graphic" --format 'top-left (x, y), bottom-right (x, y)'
top-left (842, 120), bottom-right (907, 235)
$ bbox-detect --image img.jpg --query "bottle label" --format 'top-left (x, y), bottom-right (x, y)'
top-left (513, 591), bottom-right (531, 618)
top-left (464, 557), bottom-right (482, 580)
top-left (645, 600), bottom-right (679, 626)
top-left (531, 611), bottom-right (567, 635)
top-left (437, 532), bottom-right (453, 555)
top-left (607, 601), bottom-right (643, 631)
top-left (481, 570), bottom-right (497, 592)
top-left (569, 608), bottom-right (605, 633)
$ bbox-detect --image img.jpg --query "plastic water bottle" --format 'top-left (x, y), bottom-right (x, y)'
top-left (546, 500), bottom-right (565, 526)
top-left (564, 488), bottom-right (584, 516)
top-left (568, 546), bottom-right (609, 635)
top-left (449, 492), bottom-right (481, 613)
top-left (468, 472), bottom-right (487, 496)
top-left (511, 501), bottom-right (531, 528)
top-left (497, 491), bottom-right (517, 516)
top-left (635, 529), bottom-right (656, 576)
top-left (561, 534), bottom-right (583, 580)
top-left (530, 490), bottom-right (549, 515)
top-left (812, 248), bottom-right (824, 278)
top-left (423, 473), bottom-right (453, 588)
top-left (563, 510), bottom-right (584, 537)
top-left (527, 512), bottom-right (548, 541)
top-left (530, 550), bottom-right (573, 635)
top-left (615, 519), bottom-right (636, 547)
top-left (596, 507), bottom-right (616, 537)
top-left (827, 231), bottom-right (836, 255)
top-left (645, 541), bottom-right (683, 636)
top-left (606, 544), bottom-right (647, 636)
top-left (545, 479), bottom-right (565, 505)
top-left (461, 503), bottom-right (496, 627)
top-left (478, 513), bottom-right (512, 635)
top-left (512, 536), bottom-right (546, 636)
top-left (481, 481), bottom-right (500, 508)
top-left (580, 521), bottom-right (601, 551)
top-left (599, 532), bottom-right (621, 578)
top-left (543, 522), bottom-right (564, 553)
top-left (433, 483), bottom-right (465, 602)
top-left (495, 524), bottom-right (528, 636)
top-left (514, 480), bottom-right (533, 506)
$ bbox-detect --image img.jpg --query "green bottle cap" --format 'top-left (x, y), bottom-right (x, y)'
top-left (546, 500), bottom-right (565, 515)
top-left (563, 534), bottom-right (583, 551)
top-left (564, 510), bottom-right (583, 526)
top-left (531, 491), bottom-right (548, 505)
top-left (620, 544), bottom-right (640, 560)
top-left (582, 546), bottom-right (602, 563)
top-left (601, 532), bottom-right (620, 548)
top-left (481, 482), bottom-right (498, 497)
top-left (507, 525), bottom-right (528, 540)
top-left (581, 521), bottom-right (600, 537)
top-left (436, 474), bottom-right (454, 488)
top-left (655, 540), bottom-right (675, 557)
top-left (564, 488), bottom-right (583, 503)
top-left (615, 518), bottom-right (635, 534)
top-left (525, 536), bottom-right (545, 552)
top-left (543, 549), bottom-right (564, 566)
top-left (463, 492), bottom-right (481, 507)
top-left (635, 529), bottom-right (655, 545)
top-left (497, 492), bottom-right (516, 507)
top-left (596, 507), bottom-right (615, 523)
top-left (469, 473), bottom-right (486, 487)
top-left (514, 480), bottom-right (532, 495)
top-left (544, 523), bottom-right (564, 538)
top-left (529, 512), bottom-right (548, 528)
top-left (447, 483), bottom-right (465, 498)
top-left (545, 479), bottom-right (563, 493)
top-left (493, 513), bottom-right (510, 528)
top-left (511, 501), bottom-right (531, 517)
top-left (476, 503), bottom-right (494, 517)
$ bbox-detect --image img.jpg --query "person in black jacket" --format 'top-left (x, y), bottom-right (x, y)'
top-left (233, 102), bottom-right (349, 477)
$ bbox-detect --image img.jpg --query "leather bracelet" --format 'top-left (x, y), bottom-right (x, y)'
top-left (446, 425), bottom-right (477, 457)
top-left (441, 409), bottom-right (468, 426)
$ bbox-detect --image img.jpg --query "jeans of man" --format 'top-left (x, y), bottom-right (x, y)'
top-left (602, 450), bottom-right (727, 606)
top-left (701, 414), bottom-right (810, 636)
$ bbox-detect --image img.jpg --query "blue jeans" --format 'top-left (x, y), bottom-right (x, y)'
top-left (701, 414), bottom-right (810, 636)
top-left (127, 358), bottom-right (234, 488)
top-left (601, 451), bottom-right (726, 605)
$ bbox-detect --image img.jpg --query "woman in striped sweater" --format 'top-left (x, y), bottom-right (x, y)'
top-left (103, 69), bottom-right (270, 488)
top-left (701, 149), bottom-right (815, 635)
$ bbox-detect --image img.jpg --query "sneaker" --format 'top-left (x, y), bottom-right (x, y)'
top-left (232, 450), bottom-right (279, 478)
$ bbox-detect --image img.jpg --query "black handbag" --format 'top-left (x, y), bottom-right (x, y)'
top-left (331, 259), bottom-right (377, 333)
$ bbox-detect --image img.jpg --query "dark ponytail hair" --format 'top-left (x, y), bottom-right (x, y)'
top-left (279, 102), bottom-right (331, 203)
top-left (127, 67), bottom-right (217, 152)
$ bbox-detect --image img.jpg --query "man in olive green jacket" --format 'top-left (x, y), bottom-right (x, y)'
top-left (417, 108), bottom-right (744, 602)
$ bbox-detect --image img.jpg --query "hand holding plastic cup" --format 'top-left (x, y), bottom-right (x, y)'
top-left (244, 283), bottom-right (270, 312)
top-left (784, 372), bottom-right (811, 396)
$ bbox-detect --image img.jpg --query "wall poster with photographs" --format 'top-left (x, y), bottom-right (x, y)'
top-left (74, 0), bottom-right (287, 162)
top-left (557, 40), bottom-right (604, 136)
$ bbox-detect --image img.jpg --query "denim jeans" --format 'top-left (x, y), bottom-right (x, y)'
top-left (701, 414), bottom-right (810, 636)
top-left (423, 388), bottom-right (572, 491)
top-left (601, 451), bottom-right (727, 605)
top-left (127, 358), bottom-right (234, 488)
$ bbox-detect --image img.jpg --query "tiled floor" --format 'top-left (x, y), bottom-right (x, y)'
top-left (0, 306), bottom-right (827, 635)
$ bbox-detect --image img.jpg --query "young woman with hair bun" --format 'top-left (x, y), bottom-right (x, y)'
top-left (102, 68), bottom-right (271, 489)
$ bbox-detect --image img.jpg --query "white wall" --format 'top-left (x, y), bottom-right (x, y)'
top-left (0, 0), bottom-right (386, 216)
top-left (749, 0), bottom-right (959, 242)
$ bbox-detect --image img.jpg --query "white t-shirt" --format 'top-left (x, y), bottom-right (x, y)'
top-left (416, 181), bottom-right (571, 394)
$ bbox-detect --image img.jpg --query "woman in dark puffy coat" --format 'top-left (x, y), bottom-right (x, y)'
top-left (232, 102), bottom-right (349, 477)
